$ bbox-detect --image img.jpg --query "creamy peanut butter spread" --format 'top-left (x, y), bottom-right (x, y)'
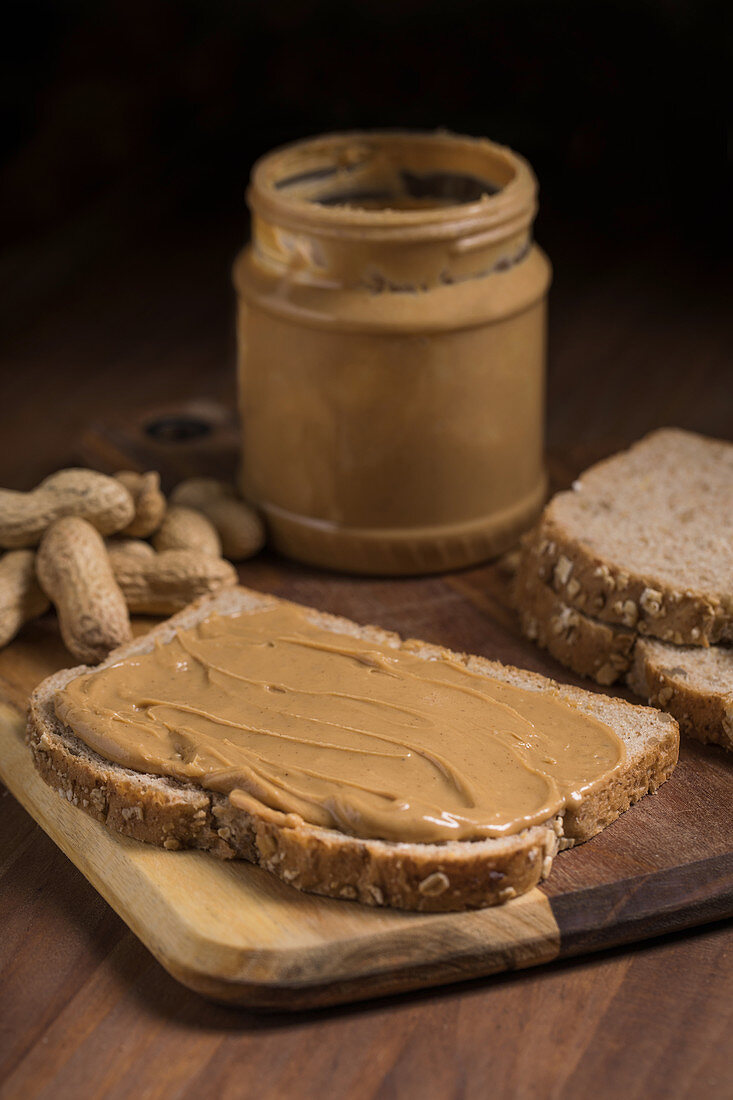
top-left (55, 604), bottom-right (625, 844)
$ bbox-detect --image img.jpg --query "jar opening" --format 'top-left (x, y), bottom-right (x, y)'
top-left (278, 166), bottom-right (501, 212)
top-left (252, 132), bottom-right (531, 230)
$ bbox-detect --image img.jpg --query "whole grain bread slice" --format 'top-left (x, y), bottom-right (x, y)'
top-left (533, 429), bottom-right (733, 645)
top-left (516, 555), bottom-right (733, 751)
top-left (27, 587), bottom-right (679, 912)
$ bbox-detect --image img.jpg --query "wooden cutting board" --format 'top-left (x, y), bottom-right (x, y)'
top-left (0, 406), bottom-right (731, 1010)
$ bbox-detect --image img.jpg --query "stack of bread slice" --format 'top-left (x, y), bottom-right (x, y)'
top-left (516, 429), bottom-right (733, 751)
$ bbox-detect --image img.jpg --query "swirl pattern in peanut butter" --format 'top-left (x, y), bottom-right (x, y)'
top-left (55, 604), bottom-right (625, 843)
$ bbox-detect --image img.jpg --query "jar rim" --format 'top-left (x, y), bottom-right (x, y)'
top-left (248, 130), bottom-right (537, 239)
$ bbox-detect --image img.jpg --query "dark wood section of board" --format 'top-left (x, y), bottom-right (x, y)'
top-left (1, 211), bottom-right (732, 1098)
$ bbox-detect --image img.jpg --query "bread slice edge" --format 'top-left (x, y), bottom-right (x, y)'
top-left (628, 641), bottom-right (733, 752)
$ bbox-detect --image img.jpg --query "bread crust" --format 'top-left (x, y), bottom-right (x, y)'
top-left (516, 536), bottom-right (635, 685)
top-left (516, 544), bottom-right (732, 752)
top-left (27, 587), bottom-right (679, 911)
top-left (628, 642), bottom-right (733, 753)
top-left (532, 516), bottom-right (725, 645)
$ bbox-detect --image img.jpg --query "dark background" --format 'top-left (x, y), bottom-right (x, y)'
top-left (0, 0), bottom-right (730, 479)
top-left (3, 0), bottom-right (730, 249)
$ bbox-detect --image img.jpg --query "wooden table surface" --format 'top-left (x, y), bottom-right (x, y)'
top-left (0, 201), bottom-right (731, 1099)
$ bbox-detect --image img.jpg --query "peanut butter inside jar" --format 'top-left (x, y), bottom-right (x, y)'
top-left (233, 131), bottom-right (551, 575)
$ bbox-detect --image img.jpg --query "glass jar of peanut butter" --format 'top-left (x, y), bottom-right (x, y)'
top-left (233, 131), bottom-right (551, 575)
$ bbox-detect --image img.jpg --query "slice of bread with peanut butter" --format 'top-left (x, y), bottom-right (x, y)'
top-left (27, 586), bottom-right (678, 912)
